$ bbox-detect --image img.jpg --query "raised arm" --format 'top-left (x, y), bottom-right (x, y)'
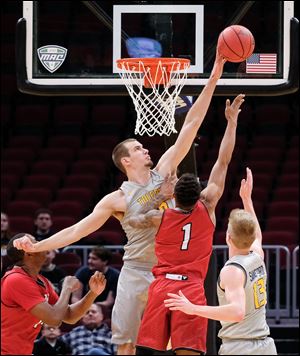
top-left (200, 94), bottom-right (245, 215)
top-left (155, 52), bottom-right (226, 176)
top-left (63, 271), bottom-right (106, 324)
top-left (240, 167), bottom-right (264, 259)
top-left (164, 265), bottom-right (246, 323)
top-left (13, 191), bottom-right (123, 252)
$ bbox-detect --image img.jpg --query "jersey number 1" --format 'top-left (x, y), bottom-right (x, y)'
top-left (181, 223), bottom-right (192, 250)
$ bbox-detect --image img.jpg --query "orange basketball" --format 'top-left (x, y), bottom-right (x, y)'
top-left (217, 25), bottom-right (255, 62)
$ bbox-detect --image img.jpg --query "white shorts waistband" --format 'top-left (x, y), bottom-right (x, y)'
top-left (165, 273), bottom-right (188, 281)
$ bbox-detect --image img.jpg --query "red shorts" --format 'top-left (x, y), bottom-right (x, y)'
top-left (136, 276), bottom-right (207, 353)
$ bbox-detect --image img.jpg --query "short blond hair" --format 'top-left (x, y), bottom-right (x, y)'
top-left (228, 209), bottom-right (256, 249)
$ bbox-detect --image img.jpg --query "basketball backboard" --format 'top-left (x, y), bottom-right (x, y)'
top-left (16, 1), bottom-right (298, 96)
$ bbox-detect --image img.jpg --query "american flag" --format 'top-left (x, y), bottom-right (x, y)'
top-left (246, 53), bottom-right (277, 73)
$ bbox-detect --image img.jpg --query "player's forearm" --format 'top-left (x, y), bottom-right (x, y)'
top-left (128, 214), bottom-right (152, 228)
top-left (192, 302), bottom-right (245, 322)
top-left (217, 122), bottom-right (237, 165)
top-left (242, 197), bottom-right (263, 243)
top-left (63, 290), bottom-right (99, 324)
top-left (44, 287), bottom-right (74, 325)
top-left (185, 76), bottom-right (219, 126)
top-left (32, 226), bottom-right (83, 252)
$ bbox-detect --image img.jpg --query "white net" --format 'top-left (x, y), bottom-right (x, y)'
top-left (117, 59), bottom-right (190, 136)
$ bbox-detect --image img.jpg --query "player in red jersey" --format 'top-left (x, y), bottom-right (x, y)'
top-left (128, 94), bottom-right (245, 355)
top-left (1, 234), bottom-right (106, 355)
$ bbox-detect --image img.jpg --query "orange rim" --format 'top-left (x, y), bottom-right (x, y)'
top-left (116, 57), bottom-right (190, 72)
top-left (116, 57), bottom-right (190, 87)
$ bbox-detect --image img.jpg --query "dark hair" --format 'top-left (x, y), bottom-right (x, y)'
top-left (6, 233), bottom-right (26, 265)
top-left (174, 173), bottom-right (201, 209)
top-left (91, 247), bottom-right (112, 263)
top-left (34, 208), bottom-right (53, 219)
top-left (112, 138), bottom-right (136, 173)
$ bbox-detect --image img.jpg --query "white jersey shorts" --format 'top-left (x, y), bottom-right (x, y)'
top-left (111, 264), bottom-right (154, 345)
top-left (219, 337), bottom-right (277, 355)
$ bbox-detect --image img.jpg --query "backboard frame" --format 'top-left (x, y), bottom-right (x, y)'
top-left (16, 1), bottom-right (299, 96)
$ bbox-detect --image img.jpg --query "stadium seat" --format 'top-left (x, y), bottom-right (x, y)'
top-left (262, 231), bottom-right (297, 246)
top-left (48, 201), bottom-right (84, 219)
top-left (110, 251), bottom-right (124, 270)
top-left (52, 216), bottom-right (77, 231)
top-left (23, 175), bottom-right (61, 192)
top-left (2, 161), bottom-right (28, 176)
top-left (223, 200), bottom-right (264, 221)
top-left (30, 161), bottom-right (68, 178)
top-left (281, 160), bottom-right (299, 175)
top-left (14, 105), bottom-right (50, 134)
top-left (2, 148), bottom-right (36, 164)
top-left (244, 161), bottom-right (279, 176)
top-left (1, 104), bottom-right (10, 129)
top-left (6, 201), bottom-right (42, 218)
top-left (254, 104), bottom-right (290, 133)
top-left (102, 217), bottom-right (123, 234)
top-left (233, 173), bottom-right (274, 190)
top-left (57, 263), bottom-right (80, 276)
top-left (1, 174), bottom-right (21, 193)
top-left (250, 136), bottom-right (286, 150)
top-left (38, 147), bottom-right (76, 164)
top-left (272, 187), bottom-right (299, 202)
top-left (8, 135), bottom-right (44, 150)
top-left (80, 231), bottom-right (107, 245)
top-left (246, 147), bottom-right (283, 162)
top-left (15, 188), bottom-right (53, 206)
top-left (63, 174), bottom-right (100, 191)
top-left (265, 217), bottom-right (299, 235)
top-left (9, 216), bottom-right (34, 234)
top-left (52, 104), bottom-right (88, 133)
top-left (85, 135), bottom-right (119, 149)
top-left (1, 188), bottom-right (12, 211)
top-left (53, 252), bottom-right (81, 266)
top-left (1, 74), bottom-right (17, 96)
top-left (56, 188), bottom-right (93, 206)
top-left (77, 147), bottom-right (112, 162)
top-left (267, 202), bottom-right (299, 218)
top-left (90, 105), bottom-right (126, 130)
top-left (213, 230), bottom-right (227, 245)
top-left (285, 147), bottom-right (299, 162)
top-left (276, 174), bottom-right (298, 187)
top-left (70, 160), bottom-right (108, 176)
top-left (46, 136), bottom-right (82, 150)
top-left (82, 230), bottom-right (125, 245)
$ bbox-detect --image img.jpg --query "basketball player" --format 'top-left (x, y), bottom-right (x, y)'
top-left (125, 94), bottom-right (244, 355)
top-left (13, 50), bottom-right (226, 355)
top-left (164, 168), bottom-right (277, 355)
top-left (1, 234), bottom-right (106, 355)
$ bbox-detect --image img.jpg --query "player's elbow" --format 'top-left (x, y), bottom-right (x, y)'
top-left (233, 305), bottom-right (245, 322)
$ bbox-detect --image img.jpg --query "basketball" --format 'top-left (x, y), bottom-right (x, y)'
top-left (217, 25), bottom-right (255, 62)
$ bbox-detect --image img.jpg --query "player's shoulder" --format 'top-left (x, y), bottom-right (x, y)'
top-left (2, 269), bottom-right (34, 286)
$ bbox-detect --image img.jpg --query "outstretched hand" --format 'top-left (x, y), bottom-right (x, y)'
top-left (164, 290), bottom-right (196, 315)
top-left (239, 167), bottom-right (253, 201)
top-left (211, 49), bottom-right (227, 80)
top-left (225, 94), bottom-right (245, 125)
top-left (89, 271), bottom-right (107, 296)
top-left (13, 234), bottom-right (37, 252)
top-left (160, 173), bottom-right (177, 201)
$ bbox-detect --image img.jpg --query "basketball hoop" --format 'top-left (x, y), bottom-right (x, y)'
top-left (116, 57), bottom-right (190, 136)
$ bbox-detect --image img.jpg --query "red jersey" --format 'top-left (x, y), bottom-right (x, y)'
top-left (1, 267), bottom-right (59, 355)
top-left (152, 200), bottom-right (215, 279)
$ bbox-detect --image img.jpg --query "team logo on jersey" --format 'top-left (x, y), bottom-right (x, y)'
top-left (37, 45), bottom-right (67, 73)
